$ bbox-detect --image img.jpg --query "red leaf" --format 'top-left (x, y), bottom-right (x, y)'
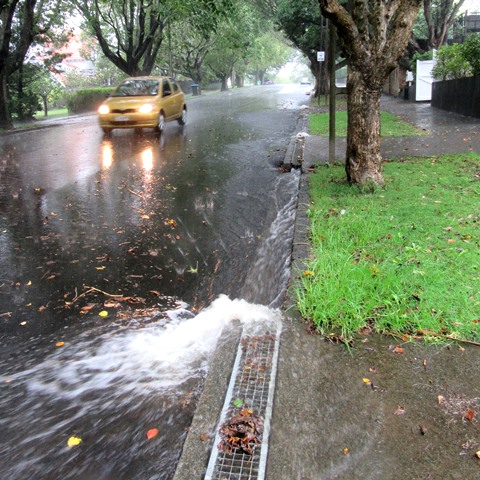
top-left (465, 410), bottom-right (475, 422)
top-left (146, 428), bottom-right (159, 439)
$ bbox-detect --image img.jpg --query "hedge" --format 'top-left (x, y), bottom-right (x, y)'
top-left (66, 87), bottom-right (114, 114)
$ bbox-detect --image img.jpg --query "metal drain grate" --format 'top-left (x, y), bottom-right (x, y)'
top-left (204, 323), bottom-right (282, 480)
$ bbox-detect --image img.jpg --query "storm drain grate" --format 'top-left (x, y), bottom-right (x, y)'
top-left (204, 322), bottom-right (282, 480)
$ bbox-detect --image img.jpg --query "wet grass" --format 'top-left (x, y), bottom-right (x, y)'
top-left (296, 153), bottom-right (480, 343)
top-left (309, 111), bottom-right (425, 137)
top-left (34, 108), bottom-right (69, 119)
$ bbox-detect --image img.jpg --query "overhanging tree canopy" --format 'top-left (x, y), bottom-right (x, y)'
top-left (73, 0), bottom-right (234, 77)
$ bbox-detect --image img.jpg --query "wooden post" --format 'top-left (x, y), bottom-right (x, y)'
top-left (328, 21), bottom-right (336, 164)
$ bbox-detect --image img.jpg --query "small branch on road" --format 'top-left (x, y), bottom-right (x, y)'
top-left (67, 285), bottom-right (124, 306)
top-left (128, 189), bottom-right (146, 199)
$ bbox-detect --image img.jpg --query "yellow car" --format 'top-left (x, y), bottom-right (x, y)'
top-left (97, 76), bottom-right (187, 135)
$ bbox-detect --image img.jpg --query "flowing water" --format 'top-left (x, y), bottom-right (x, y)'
top-left (0, 296), bottom-right (287, 479)
top-left (0, 85), bottom-right (306, 479)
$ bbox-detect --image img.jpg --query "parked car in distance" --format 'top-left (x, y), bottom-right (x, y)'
top-left (97, 76), bottom-right (187, 135)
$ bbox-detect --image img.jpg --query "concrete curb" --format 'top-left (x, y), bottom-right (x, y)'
top-left (173, 110), bottom-right (310, 479)
top-left (172, 322), bottom-right (243, 479)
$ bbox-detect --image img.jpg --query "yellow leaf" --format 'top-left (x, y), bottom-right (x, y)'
top-left (55, 341), bottom-right (65, 347)
top-left (362, 378), bottom-right (371, 385)
top-left (99, 310), bottom-right (108, 318)
top-left (67, 436), bottom-right (82, 448)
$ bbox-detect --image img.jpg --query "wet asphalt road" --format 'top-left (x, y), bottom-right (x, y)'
top-left (0, 84), bottom-right (307, 340)
top-left (0, 84), bottom-right (308, 479)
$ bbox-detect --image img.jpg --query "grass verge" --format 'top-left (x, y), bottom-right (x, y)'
top-left (296, 153), bottom-right (480, 343)
top-left (34, 108), bottom-right (69, 120)
top-left (309, 111), bottom-right (425, 137)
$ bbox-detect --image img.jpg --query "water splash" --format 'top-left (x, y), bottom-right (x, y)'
top-left (0, 296), bottom-right (281, 480)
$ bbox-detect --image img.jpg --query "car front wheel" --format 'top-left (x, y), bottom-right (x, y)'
top-left (155, 112), bottom-right (165, 133)
top-left (177, 108), bottom-right (187, 126)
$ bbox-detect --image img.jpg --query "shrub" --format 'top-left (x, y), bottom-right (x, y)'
top-left (462, 33), bottom-right (480, 76)
top-left (432, 43), bottom-right (472, 81)
top-left (66, 87), bottom-right (114, 114)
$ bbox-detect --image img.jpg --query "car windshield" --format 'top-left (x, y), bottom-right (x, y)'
top-left (113, 79), bottom-right (159, 97)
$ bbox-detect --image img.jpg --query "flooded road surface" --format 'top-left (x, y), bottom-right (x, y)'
top-left (0, 84), bottom-right (309, 479)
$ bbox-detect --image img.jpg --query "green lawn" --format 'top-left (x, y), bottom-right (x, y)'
top-left (309, 110), bottom-right (425, 137)
top-left (34, 108), bottom-right (69, 120)
top-left (297, 153), bottom-right (480, 344)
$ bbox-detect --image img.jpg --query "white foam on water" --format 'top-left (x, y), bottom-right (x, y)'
top-left (5, 295), bottom-right (281, 402)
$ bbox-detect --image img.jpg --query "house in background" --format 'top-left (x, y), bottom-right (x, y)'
top-left (54, 33), bottom-right (96, 83)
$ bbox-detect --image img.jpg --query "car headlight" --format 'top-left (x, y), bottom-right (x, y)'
top-left (139, 104), bottom-right (154, 114)
top-left (98, 105), bottom-right (110, 114)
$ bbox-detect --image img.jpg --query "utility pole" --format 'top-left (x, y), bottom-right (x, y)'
top-left (328, 21), bottom-right (336, 164)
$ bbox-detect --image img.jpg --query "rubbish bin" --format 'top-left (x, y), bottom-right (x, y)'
top-left (191, 84), bottom-right (199, 96)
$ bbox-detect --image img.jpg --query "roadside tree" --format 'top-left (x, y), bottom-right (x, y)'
top-left (73, 0), bottom-right (233, 78)
top-left (318, 0), bottom-right (422, 187)
top-left (275, 0), bottom-right (329, 96)
top-left (0, 0), bottom-right (69, 129)
top-left (423, 0), bottom-right (466, 49)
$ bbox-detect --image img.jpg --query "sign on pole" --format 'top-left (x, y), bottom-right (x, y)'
top-left (317, 51), bottom-right (325, 62)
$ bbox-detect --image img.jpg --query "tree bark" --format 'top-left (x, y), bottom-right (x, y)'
top-left (346, 69), bottom-right (384, 186)
top-left (0, 72), bottom-right (13, 130)
top-left (318, 0), bottom-right (423, 187)
top-left (220, 75), bottom-right (228, 91)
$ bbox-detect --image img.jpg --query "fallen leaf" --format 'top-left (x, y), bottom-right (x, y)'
top-left (146, 428), bottom-right (159, 439)
top-left (199, 433), bottom-right (210, 442)
top-left (362, 378), bottom-right (372, 385)
top-left (393, 346), bottom-right (404, 354)
top-left (476, 450), bottom-right (480, 459)
top-left (437, 395), bottom-right (445, 405)
top-left (67, 436), bottom-right (82, 448)
top-left (55, 341), bottom-right (65, 347)
top-left (343, 448), bottom-right (349, 455)
top-left (233, 398), bottom-right (244, 408)
top-left (465, 410), bottom-right (475, 422)
top-left (80, 305), bottom-right (95, 312)
top-left (99, 310), bottom-right (108, 318)
top-left (394, 406), bottom-right (406, 416)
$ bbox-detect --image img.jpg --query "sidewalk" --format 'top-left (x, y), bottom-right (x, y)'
top-left (174, 97), bottom-right (480, 480)
top-left (267, 97), bottom-right (480, 480)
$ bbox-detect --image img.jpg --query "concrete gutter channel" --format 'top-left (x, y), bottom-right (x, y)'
top-left (173, 113), bottom-right (314, 480)
top-left (173, 99), bottom-right (480, 480)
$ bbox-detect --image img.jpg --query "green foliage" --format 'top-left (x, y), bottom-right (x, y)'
top-left (297, 153), bottom-right (480, 343)
top-left (66, 88), bottom-right (114, 114)
top-left (462, 33), bottom-right (480, 76)
top-left (432, 41), bottom-right (472, 81)
top-left (8, 88), bottom-right (41, 120)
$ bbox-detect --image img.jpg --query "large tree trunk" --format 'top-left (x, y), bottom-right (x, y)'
top-left (220, 75), bottom-right (228, 91)
top-left (346, 69), bottom-right (384, 186)
top-left (319, 0), bottom-right (423, 187)
top-left (0, 72), bottom-right (13, 130)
